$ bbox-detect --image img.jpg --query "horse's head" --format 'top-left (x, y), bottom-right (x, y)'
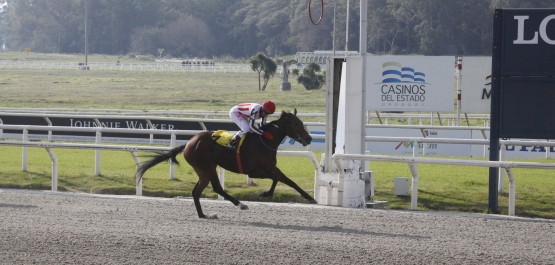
top-left (274, 108), bottom-right (312, 146)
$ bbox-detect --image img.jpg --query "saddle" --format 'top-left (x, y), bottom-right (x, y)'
top-left (211, 130), bottom-right (247, 173)
top-left (212, 130), bottom-right (246, 148)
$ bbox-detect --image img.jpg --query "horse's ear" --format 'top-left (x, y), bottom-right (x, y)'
top-left (294, 108), bottom-right (297, 116)
top-left (280, 111), bottom-right (287, 119)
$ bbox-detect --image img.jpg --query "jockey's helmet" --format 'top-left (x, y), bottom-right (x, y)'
top-left (262, 100), bottom-right (275, 114)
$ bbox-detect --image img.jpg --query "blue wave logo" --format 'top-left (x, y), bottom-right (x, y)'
top-left (381, 62), bottom-right (426, 83)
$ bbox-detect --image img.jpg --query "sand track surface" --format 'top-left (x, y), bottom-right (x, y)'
top-left (1, 189), bottom-right (554, 264)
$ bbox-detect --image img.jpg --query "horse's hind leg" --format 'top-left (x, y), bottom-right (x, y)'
top-left (209, 173), bottom-right (248, 210)
top-left (192, 179), bottom-right (210, 218)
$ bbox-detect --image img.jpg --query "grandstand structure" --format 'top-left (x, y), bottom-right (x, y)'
top-left (295, 50), bottom-right (359, 64)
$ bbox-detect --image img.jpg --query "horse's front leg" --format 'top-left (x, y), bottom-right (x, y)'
top-left (250, 167), bottom-right (317, 203)
top-left (247, 169), bottom-right (278, 197)
top-left (273, 167), bottom-right (317, 204)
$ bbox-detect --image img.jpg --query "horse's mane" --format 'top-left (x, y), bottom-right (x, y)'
top-left (262, 111), bottom-right (289, 130)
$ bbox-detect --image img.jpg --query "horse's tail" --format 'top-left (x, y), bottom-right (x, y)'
top-left (135, 144), bottom-right (186, 184)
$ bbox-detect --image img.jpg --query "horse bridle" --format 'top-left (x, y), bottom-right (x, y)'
top-left (260, 120), bottom-right (307, 149)
top-left (258, 134), bottom-right (278, 151)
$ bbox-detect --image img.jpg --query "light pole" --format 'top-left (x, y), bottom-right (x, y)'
top-left (85, 0), bottom-right (88, 67)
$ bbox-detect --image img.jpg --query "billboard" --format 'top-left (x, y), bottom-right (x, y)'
top-left (492, 9), bottom-right (555, 140)
top-left (459, 57), bottom-right (492, 113)
top-left (366, 56), bottom-right (454, 112)
top-left (366, 127), bottom-right (472, 156)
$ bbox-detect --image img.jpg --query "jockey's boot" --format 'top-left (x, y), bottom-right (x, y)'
top-left (226, 132), bottom-right (243, 150)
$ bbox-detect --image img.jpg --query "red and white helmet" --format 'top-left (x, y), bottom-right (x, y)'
top-left (262, 100), bottom-right (276, 114)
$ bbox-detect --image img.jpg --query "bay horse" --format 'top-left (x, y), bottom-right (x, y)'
top-left (135, 109), bottom-right (317, 218)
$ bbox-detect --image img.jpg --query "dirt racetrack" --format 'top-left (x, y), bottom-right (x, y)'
top-left (1, 188), bottom-right (554, 264)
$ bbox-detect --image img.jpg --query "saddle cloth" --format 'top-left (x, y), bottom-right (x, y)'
top-left (211, 130), bottom-right (235, 146)
top-left (211, 130), bottom-right (247, 173)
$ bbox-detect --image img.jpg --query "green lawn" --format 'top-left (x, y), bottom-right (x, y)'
top-left (1, 52), bottom-right (554, 219)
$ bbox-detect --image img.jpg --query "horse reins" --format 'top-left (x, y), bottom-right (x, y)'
top-left (259, 120), bottom-right (304, 151)
top-left (259, 134), bottom-right (278, 151)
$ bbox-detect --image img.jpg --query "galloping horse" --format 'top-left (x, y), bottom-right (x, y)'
top-left (135, 109), bottom-right (317, 218)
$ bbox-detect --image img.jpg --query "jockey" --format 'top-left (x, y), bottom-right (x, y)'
top-left (227, 100), bottom-right (276, 149)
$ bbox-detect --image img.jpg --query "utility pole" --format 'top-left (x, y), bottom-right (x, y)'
top-left (85, 0), bottom-right (88, 67)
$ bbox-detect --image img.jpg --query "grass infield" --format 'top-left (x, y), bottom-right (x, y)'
top-left (1, 52), bottom-right (554, 219)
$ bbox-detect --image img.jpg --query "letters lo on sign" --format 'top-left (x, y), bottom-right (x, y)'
top-left (500, 9), bottom-right (555, 76)
top-left (513, 15), bottom-right (555, 44)
top-left (492, 9), bottom-right (555, 140)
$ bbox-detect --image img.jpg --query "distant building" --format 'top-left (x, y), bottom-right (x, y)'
top-left (295, 50), bottom-right (360, 64)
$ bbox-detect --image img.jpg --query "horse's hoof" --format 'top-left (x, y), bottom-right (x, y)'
top-left (309, 199), bottom-right (318, 204)
top-left (206, 213), bottom-right (218, 219)
top-left (199, 213), bottom-right (218, 219)
top-left (259, 191), bottom-right (271, 197)
top-left (238, 203), bottom-right (249, 210)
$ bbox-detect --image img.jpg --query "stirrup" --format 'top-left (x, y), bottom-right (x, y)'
top-left (226, 140), bottom-right (238, 149)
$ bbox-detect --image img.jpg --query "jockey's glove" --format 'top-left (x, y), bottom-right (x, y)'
top-left (263, 131), bottom-right (274, 140)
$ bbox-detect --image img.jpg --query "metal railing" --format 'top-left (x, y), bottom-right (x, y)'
top-left (330, 153), bottom-right (555, 216)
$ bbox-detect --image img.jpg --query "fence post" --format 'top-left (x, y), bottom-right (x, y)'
top-left (498, 142), bottom-right (506, 192)
top-left (22, 128), bottom-right (28, 171)
top-left (408, 162), bottom-right (419, 210)
top-left (45, 148), bottom-right (58, 191)
top-left (169, 133), bottom-right (176, 180)
top-left (505, 167), bottom-right (516, 216)
top-left (95, 130), bottom-right (102, 176)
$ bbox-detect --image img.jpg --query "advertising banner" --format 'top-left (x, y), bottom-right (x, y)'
top-left (459, 57), bottom-right (492, 113)
top-left (493, 9), bottom-right (555, 140)
top-left (366, 127), bottom-right (472, 156)
top-left (366, 56), bottom-right (454, 112)
top-left (471, 130), bottom-right (555, 159)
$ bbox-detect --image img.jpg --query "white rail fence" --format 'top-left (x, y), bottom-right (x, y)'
top-left (363, 136), bottom-right (555, 191)
top-left (0, 108), bottom-right (492, 125)
top-left (0, 140), bottom-right (166, 196)
top-left (330, 153), bottom-right (555, 216)
top-left (3, 124), bottom-right (555, 215)
top-left (0, 124), bottom-right (320, 199)
top-left (0, 61), bottom-right (255, 74)
top-left (0, 124), bottom-right (203, 174)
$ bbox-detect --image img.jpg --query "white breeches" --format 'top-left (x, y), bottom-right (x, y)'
top-left (229, 106), bottom-right (250, 135)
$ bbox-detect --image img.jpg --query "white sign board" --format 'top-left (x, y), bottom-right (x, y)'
top-left (460, 57), bottom-right (492, 113)
top-left (366, 56), bottom-right (454, 112)
top-left (366, 128), bottom-right (472, 156)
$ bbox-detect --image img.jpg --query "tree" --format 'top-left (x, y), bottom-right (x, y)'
top-left (291, 62), bottom-right (325, 90)
top-left (5, 0), bottom-right (555, 57)
top-left (162, 15), bottom-right (214, 57)
top-left (3, 0), bottom-right (83, 53)
top-left (249, 52), bottom-right (277, 91)
top-left (130, 26), bottom-right (164, 55)
top-left (288, 0), bottom-right (334, 52)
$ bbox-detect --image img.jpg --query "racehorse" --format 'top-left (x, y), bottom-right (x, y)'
top-left (135, 109), bottom-right (317, 218)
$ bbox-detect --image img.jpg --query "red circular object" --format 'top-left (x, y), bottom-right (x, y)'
top-left (309, 0), bottom-right (324, 25)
